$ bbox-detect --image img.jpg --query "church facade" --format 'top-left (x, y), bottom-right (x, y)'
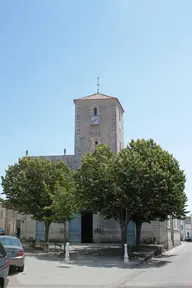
top-left (33, 92), bottom-right (136, 244)
top-left (19, 91), bottom-right (181, 249)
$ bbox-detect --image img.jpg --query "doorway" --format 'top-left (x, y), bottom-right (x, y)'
top-left (81, 212), bottom-right (93, 243)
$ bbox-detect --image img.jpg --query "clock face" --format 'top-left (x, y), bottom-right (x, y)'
top-left (91, 116), bottom-right (99, 125)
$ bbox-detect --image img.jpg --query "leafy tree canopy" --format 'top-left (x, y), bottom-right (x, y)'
top-left (74, 144), bottom-right (142, 246)
top-left (1, 157), bottom-right (74, 241)
top-left (74, 144), bottom-right (113, 214)
top-left (74, 140), bottom-right (187, 249)
top-left (128, 139), bottom-right (187, 221)
top-left (50, 180), bottom-right (76, 223)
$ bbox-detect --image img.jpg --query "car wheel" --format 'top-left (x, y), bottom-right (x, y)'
top-left (18, 265), bottom-right (24, 272)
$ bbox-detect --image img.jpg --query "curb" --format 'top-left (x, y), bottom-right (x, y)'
top-left (133, 251), bottom-right (155, 268)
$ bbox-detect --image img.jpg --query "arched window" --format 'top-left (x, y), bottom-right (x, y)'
top-left (91, 105), bottom-right (99, 116)
top-left (93, 107), bottom-right (97, 116)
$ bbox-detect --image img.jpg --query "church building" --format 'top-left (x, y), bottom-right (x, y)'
top-left (19, 89), bottom-right (181, 250)
top-left (33, 91), bottom-right (136, 244)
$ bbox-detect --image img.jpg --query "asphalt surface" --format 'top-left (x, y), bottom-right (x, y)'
top-left (120, 242), bottom-right (192, 288)
top-left (8, 242), bottom-right (192, 287)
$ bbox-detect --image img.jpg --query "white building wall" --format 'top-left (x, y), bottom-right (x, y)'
top-left (185, 223), bottom-right (192, 238)
top-left (172, 219), bottom-right (181, 247)
top-left (5, 209), bottom-right (18, 235)
top-left (93, 214), bottom-right (102, 243)
top-left (141, 218), bottom-right (181, 250)
top-left (20, 216), bottom-right (69, 242)
top-left (93, 214), bottom-right (121, 243)
top-left (49, 222), bottom-right (69, 242)
top-left (180, 220), bottom-right (185, 240)
top-left (20, 217), bottom-right (36, 240)
top-left (100, 217), bottom-right (121, 243)
top-left (160, 221), bottom-right (172, 249)
top-left (141, 221), bottom-right (161, 243)
top-left (0, 207), bottom-right (6, 231)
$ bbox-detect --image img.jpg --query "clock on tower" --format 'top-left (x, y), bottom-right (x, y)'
top-left (91, 115), bottom-right (99, 125)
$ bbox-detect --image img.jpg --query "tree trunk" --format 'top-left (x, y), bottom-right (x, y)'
top-left (136, 220), bottom-right (142, 251)
top-left (120, 227), bottom-right (127, 255)
top-left (44, 221), bottom-right (51, 252)
top-left (63, 220), bottom-right (67, 253)
top-left (45, 221), bottom-right (51, 242)
top-left (119, 209), bottom-right (132, 256)
top-left (120, 217), bottom-right (130, 256)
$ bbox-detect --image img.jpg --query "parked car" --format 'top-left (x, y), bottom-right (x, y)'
top-left (0, 229), bottom-right (4, 236)
top-left (0, 241), bottom-right (9, 287)
top-left (0, 236), bottom-right (25, 272)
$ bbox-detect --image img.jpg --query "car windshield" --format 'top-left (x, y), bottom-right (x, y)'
top-left (0, 237), bottom-right (21, 247)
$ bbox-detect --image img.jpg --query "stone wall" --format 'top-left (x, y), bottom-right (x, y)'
top-left (180, 220), bottom-right (185, 240)
top-left (172, 219), bottom-right (181, 247)
top-left (141, 219), bottom-right (181, 250)
top-left (49, 222), bottom-right (69, 242)
top-left (160, 221), bottom-right (172, 249)
top-left (20, 216), bottom-right (36, 240)
top-left (74, 98), bottom-right (123, 154)
top-left (20, 217), bottom-right (69, 242)
top-left (35, 155), bottom-right (81, 171)
top-left (0, 206), bottom-right (6, 231)
top-left (93, 214), bottom-right (121, 243)
top-left (141, 221), bottom-right (161, 243)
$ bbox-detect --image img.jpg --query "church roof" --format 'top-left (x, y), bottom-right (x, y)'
top-left (73, 93), bottom-right (124, 112)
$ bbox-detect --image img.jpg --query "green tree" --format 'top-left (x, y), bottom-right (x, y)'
top-left (74, 144), bottom-right (113, 213)
top-left (75, 141), bottom-right (187, 252)
top-left (50, 171), bottom-right (76, 251)
top-left (74, 145), bottom-right (142, 251)
top-left (1, 157), bottom-right (71, 242)
top-left (127, 139), bottom-right (187, 249)
top-left (108, 146), bottom-right (145, 248)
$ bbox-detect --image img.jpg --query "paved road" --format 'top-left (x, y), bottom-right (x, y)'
top-left (8, 242), bottom-right (192, 287)
top-left (120, 242), bottom-right (192, 288)
top-left (7, 252), bottom-right (137, 287)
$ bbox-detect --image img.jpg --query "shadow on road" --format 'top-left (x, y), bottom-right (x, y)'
top-left (134, 258), bottom-right (172, 269)
top-left (23, 243), bottom-right (174, 270)
top-left (24, 252), bottom-right (173, 270)
top-left (8, 267), bottom-right (20, 276)
top-left (155, 253), bottom-right (178, 258)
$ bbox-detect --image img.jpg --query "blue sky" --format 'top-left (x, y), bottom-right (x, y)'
top-left (0, 0), bottom-right (192, 210)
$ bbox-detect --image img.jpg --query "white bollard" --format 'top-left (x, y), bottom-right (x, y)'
top-left (124, 243), bottom-right (129, 263)
top-left (65, 242), bottom-right (70, 263)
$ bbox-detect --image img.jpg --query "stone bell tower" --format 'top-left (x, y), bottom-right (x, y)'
top-left (73, 92), bottom-right (124, 155)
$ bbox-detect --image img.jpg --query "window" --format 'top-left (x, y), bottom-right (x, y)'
top-left (0, 242), bottom-right (6, 258)
top-left (95, 141), bottom-right (98, 146)
top-left (93, 107), bottom-right (97, 116)
top-left (0, 237), bottom-right (21, 247)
